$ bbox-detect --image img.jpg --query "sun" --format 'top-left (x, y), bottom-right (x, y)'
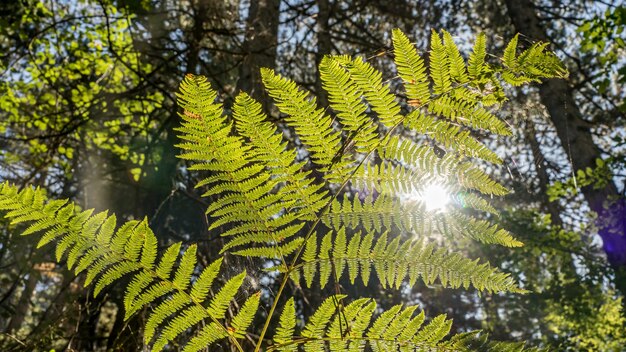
top-left (418, 183), bottom-right (450, 212)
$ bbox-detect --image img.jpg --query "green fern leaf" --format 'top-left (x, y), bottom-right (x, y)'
top-left (320, 55), bottom-right (378, 154)
top-left (319, 231), bottom-right (333, 289)
top-left (440, 211), bottom-right (523, 247)
top-left (232, 238), bottom-right (304, 258)
top-left (333, 55), bottom-right (403, 128)
top-left (207, 271), bottom-right (246, 319)
top-left (183, 322), bottom-right (228, 352)
top-left (430, 30), bottom-right (451, 95)
top-left (125, 283), bottom-right (174, 319)
top-left (442, 30), bottom-right (469, 84)
top-left (37, 203), bottom-right (74, 248)
top-left (124, 270), bottom-right (153, 312)
top-left (468, 32), bottom-right (487, 79)
top-left (261, 68), bottom-right (342, 167)
top-left (111, 219), bottom-right (139, 253)
top-left (294, 231), bottom-right (524, 293)
top-left (503, 34), bottom-right (519, 70)
top-left (21, 199), bottom-right (67, 236)
top-left (55, 208), bottom-right (93, 261)
top-left (302, 233), bottom-right (318, 287)
top-left (156, 242), bottom-right (182, 279)
top-left (173, 244), bottom-right (197, 290)
top-left (367, 304), bottom-right (403, 341)
top-left (94, 261), bottom-right (140, 296)
top-left (144, 291), bottom-right (190, 343)
top-left (404, 110), bottom-right (502, 163)
top-left (327, 298), bottom-right (370, 351)
top-left (190, 257), bottom-right (223, 302)
top-left (413, 314), bottom-right (452, 345)
top-left (302, 295), bottom-right (346, 339)
top-left (233, 92), bottom-right (327, 219)
top-left (96, 214), bottom-right (117, 245)
top-left (140, 222), bottom-right (158, 268)
top-left (392, 28), bottom-right (430, 104)
top-left (153, 305), bottom-right (207, 352)
top-left (230, 291), bottom-right (261, 339)
top-left (274, 297), bottom-right (297, 350)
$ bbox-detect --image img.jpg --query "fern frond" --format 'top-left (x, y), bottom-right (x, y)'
top-left (177, 77), bottom-right (308, 260)
top-left (184, 323), bottom-right (228, 352)
top-left (291, 230), bottom-right (524, 293)
top-left (322, 193), bottom-right (430, 233)
top-left (352, 161), bottom-right (421, 195)
top-left (176, 75), bottom-right (245, 177)
top-left (274, 297), bottom-right (297, 351)
top-left (302, 295), bottom-right (348, 340)
top-left (173, 244), bottom-right (197, 290)
top-left (208, 271), bottom-right (246, 318)
top-left (233, 92), bottom-right (328, 220)
top-left (439, 211), bottom-right (523, 247)
top-left (326, 298), bottom-right (374, 351)
top-left (441, 331), bottom-right (545, 352)
top-left (232, 237), bottom-right (304, 258)
top-left (0, 183), bottom-right (258, 352)
top-left (332, 55), bottom-right (404, 129)
top-left (190, 257), bottom-right (223, 302)
top-left (456, 161), bottom-right (509, 196)
top-left (501, 35), bottom-right (568, 86)
top-left (404, 109), bottom-right (502, 163)
top-left (392, 29), bottom-right (430, 104)
top-left (156, 242), bottom-right (182, 279)
top-left (320, 56), bottom-right (378, 154)
top-left (379, 136), bottom-right (509, 196)
top-left (428, 94), bottom-right (511, 136)
top-left (230, 291), bottom-right (261, 339)
top-left (269, 295), bottom-right (538, 352)
top-left (503, 34), bottom-right (519, 71)
top-left (413, 314), bottom-right (453, 345)
top-left (152, 305), bottom-right (208, 351)
top-left (468, 33), bottom-right (488, 80)
top-left (261, 68), bottom-right (342, 167)
top-left (454, 191), bottom-right (499, 215)
top-left (429, 30), bottom-right (452, 95)
top-left (442, 30), bottom-right (469, 84)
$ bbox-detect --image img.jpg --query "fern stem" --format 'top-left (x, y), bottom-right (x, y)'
top-left (253, 268), bottom-right (291, 352)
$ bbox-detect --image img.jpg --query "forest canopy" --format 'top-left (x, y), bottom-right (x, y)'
top-left (0, 0), bottom-right (625, 351)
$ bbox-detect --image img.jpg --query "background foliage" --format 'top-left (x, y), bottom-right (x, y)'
top-left (0, 0), bottom-right (625, 351)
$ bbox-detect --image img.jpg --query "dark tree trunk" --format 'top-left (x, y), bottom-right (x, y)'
top-left (524, 119), bottom-right (563, 227)
top-left (236, 0), bottom-right (280, 102)
top-left (315, 0), bottom-right (332, 107)
top-left (504, 0), bottom-right (626, 303)
top-left (4, 271), bottom-right (38, 334)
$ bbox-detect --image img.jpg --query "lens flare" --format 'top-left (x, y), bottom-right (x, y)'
top-left (420, 183), bottom-right (450, 211)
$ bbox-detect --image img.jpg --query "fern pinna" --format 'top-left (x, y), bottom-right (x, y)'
top-left (0, 29), bottom-right (565, 351)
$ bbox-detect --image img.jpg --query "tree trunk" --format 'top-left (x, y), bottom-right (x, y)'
top-left (524, 119), bottom-right (563, 227)
top-left (504, 0), bottom-right (626, 303)
top-left (315, 0), bottom-right (332, 106)
top-left (4, 270), bottom-right (38, 334)
top-left (236, 0), bottom-right (280, 102)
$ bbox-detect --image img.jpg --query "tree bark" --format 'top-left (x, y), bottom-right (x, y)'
top-left (236, 0), bottom-right (281, 102)
top-left (4, 271), bottom-right (38, 334)
top-left (504, 0), bottom-right (626, 302)
top-left (525, 119), bottom-right (564, 227)
top-left (315, 0), bottom-right (332, 107)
